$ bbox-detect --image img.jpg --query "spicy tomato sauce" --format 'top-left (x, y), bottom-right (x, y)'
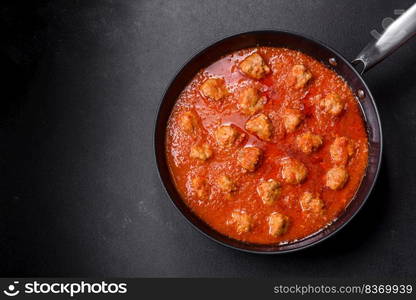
top-left (166, 47), bottom-right (368, 244)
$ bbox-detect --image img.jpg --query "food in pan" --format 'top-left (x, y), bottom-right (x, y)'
top-left (165, 47), bottom-right (368, 244)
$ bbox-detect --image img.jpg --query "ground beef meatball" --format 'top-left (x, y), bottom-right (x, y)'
top-left (283, 108), bottom-right (304, 133)
top-left (300, 192), bottom-right (324, 215)
top-left (296, 132), bottom-right (323, 154)
top-left (230, 211), bottom-right (252, 234)
top-left (190, 143), bottom-right (213, 161)
top-left (268, 212), bottom-right (290, 237)
top-left (238, 86), bottom-right (266, 115)
top-left (281, 158), bottom-right (308, 184)
top-left (326, 166), bottom-right (349, 190)
top-left (217, 175), bottom-right (237, 193)
top-left (180, 111), bottom-right (199, 134)
top-left (200, 78), bottom-right (228, 100)
top-left (319, 92), bottom-right (345, 116)
top-left (237, 146), bottom-right (263, 172)
top-left (192, 176), bottom-right (209, 199)
top-left (330, 136), bottom-right (355, 165)
top-left (257, 179), bottom-right (281, 205)
top-left (245, 113), bottom-right (273, 141)
top-left (239, 52), bottom-right (271, 79)
top-left (291, 64), bottom-right (312, 89)
top-left (215, 125), bottom-right (244, 148)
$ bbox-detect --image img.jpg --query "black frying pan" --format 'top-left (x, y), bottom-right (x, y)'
top-left (154, 4), bottom-right (416, 253)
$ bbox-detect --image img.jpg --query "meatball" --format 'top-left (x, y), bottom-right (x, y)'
top-left (190, 143), bottom-right (213, 161)
top-left (330, 136), bottom-right (355, 165)
top-left (281, 158), bottom-right (308, 184)
top-left (192, 176), bottom-right (209, 199)
top-left (326, 166), bottom-right (349, 190)
top-left (257, 179), bottom-right (281, 205)
top-left (237, 146), bottom-right (263, 172)
top-left (245, 113), bottom-right (273, 141)
top-left (300, 192), bottom-right (324, 214)
top-left (215, 125), bottom-right (244, 148)
top-left (200, 78), bottom-right (228, 100)
top-left (217, 175), bottom-right (237, 193)
top-left (238, 87), bottom-right (266, 115)
top-left (296, 132), bottom-right (323, 154)
top-left (319, 93), bottom-right (345, 116)
top-left (283, 109), bottom-right (304, 133)
top-left (239, 53), bottom-right (271, 79)
top-left (268, 212), bottom-right (289, 237)
top-left (180, 111), bottom-right (198, 134)
top-left (230, 211), bottom-right (252, 234)
top-left (291, 64), bottom-right (312, 89)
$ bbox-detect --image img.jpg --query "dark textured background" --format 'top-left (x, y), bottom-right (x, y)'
top-left (1, 0), bottom-right (415, 277)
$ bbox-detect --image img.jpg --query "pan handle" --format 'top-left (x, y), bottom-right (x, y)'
top-left (352, 3), bottom-right (416, 74)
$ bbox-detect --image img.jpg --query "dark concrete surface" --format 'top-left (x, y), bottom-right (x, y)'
top-left (1, 0), bottom-right (415, 277)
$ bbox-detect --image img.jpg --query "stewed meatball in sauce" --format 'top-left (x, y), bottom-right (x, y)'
top-left (215, 124), bottom-right (244, 148)
top-left (166, 47), bottom-right (368, 244)
top-left (282, 108), bottom-right (304, 133)
top-left (238, 86), bottom-right (266, 116)
top-left (237, 146), bottom-right (263, 172)
top-left (245, 113), bottom-right (273, 141)
top-left (199, 78), bottom-right (229, 101)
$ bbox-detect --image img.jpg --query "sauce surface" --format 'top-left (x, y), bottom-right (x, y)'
top-left (165, 47), bottom-right (368, 244)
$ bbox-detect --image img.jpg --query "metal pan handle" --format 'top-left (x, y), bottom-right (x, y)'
top-left (352, 3), bottom-right (416, 74)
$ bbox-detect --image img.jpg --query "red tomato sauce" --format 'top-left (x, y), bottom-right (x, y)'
top-left (165, 47), bottom-right (368, 245)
